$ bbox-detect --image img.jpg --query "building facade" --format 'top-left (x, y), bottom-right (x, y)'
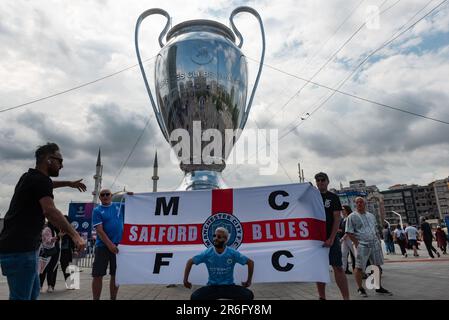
top-left (337, 177), bottom-right (449, 228)
top-left (413, 185), bottom-right (434, 219)
top-left (429, 178), bottom-right (449, 219)
top-left (382, 184), bottom-right (423, 226)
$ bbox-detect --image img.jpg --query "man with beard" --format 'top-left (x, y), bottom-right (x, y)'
top-left (0, 142), bottom-right (86, 300)
top-left (183, 227), bottom-right (254, 300)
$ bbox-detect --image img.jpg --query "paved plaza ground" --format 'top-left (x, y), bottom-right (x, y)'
top-left (1, 243), bottom-right (448, 300)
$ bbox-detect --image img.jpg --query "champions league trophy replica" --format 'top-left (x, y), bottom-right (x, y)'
top-left (135, 7), bottom-right (265, 190)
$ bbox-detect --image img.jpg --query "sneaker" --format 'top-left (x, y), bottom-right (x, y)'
top-left (404, 253), bottom-right (408, 258)
top-left (47, 287), bottom-right (54, 293)
top-left (345, 270), bottom-right (352, 275)
top-left (375, 287), bottom-right (393, 296)
top-left (358, 288), bottom-right (368, 297)
top-left (437, 252), bottom-right (441, 258)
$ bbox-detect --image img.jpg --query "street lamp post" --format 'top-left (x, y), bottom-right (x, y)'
top-left (391, 211), bottom-right (403, 229)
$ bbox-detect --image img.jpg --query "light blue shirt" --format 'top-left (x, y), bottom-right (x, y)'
top-left (92, 203), bottom-right (124, 247)
top-left (192, 246), bottom-right (248, 285)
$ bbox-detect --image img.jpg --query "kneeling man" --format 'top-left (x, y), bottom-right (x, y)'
top-left (183, 227), bottom-right (254, 300)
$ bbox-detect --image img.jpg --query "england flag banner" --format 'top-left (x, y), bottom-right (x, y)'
top-left (116, 183), bottom-right (330, 285)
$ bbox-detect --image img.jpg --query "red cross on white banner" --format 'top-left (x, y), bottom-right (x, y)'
top-left (116, 183), bottom-right (331, 285)
top-left (211, 189), bottom-right (234, 215)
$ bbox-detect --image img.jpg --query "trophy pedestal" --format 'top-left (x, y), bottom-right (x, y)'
top-left (177, 170), bottom-right (228, 191)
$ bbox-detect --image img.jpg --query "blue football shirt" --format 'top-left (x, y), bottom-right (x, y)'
top-left (192, 246), bottom-right (248, 285)
top-left (92, 202), bottom-right (124, 247)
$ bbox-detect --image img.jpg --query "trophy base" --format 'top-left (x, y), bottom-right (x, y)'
top-left (176, 170), bottom-right (228, 190)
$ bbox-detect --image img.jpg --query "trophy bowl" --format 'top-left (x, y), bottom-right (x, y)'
top-left (135, 7), bottom-right (265, 190)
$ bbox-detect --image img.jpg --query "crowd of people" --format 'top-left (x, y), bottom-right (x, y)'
top-left (318, 172), bottom-right (449, 299)
top-left (314, 172), bottom-right (391, 299)
top-left (0, 142), bottom-right (447, 300)
top-left (382, 219), bottom-right (447, 259)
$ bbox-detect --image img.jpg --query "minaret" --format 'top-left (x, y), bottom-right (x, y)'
top-left (92, 148), bottom-right (103, 203)
top-left (298, 163), bottom-right (305, 183)
top-left (152, 151), bottom-right (159, 192)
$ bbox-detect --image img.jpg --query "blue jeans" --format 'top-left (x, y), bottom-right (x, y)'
top-left (0, 250), bottom-right (40, 300)
top-left (389, 241), bottom-right (395, 253)
top-left (384, 241), bottom-right (395, 254)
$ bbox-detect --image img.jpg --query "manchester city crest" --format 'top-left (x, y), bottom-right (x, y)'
top-left (201, 213), bottom-right (244, 249)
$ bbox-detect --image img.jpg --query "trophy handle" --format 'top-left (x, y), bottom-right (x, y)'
top-left (229, 6), bottom-right (266, 130)
top-left (135, 8), bottom-right (171, 141)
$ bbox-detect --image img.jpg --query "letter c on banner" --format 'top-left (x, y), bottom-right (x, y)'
top-left (272, 250), bottom-right (294, 272)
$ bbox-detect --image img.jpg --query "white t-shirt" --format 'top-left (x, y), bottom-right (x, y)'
top-left (405, 226), bottom-right (418, 240)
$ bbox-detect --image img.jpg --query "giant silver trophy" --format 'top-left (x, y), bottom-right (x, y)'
top-left (135, 7), bottom-right (265, 190)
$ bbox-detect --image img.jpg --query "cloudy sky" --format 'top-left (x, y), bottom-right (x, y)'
top-left (1, 0), bottom-right (448, 216)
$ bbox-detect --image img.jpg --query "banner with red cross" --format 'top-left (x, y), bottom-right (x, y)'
top-left (116, 183), bottom-right (330, 285)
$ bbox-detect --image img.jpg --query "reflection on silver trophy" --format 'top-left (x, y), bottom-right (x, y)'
top-left (135, 7), bottom-right (265, 190)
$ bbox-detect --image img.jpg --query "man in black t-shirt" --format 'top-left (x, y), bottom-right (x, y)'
top-left (0, 142), bottom-right (86, 300)
top-left (314, 172), bottom-right (349, 300)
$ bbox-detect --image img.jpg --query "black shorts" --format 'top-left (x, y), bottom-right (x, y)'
top-left (92, 246), bottom-right (117, 277)
top-left (408, 239), bottom-right (418, 247)
top-left (329, 237), bottom-right (343, 267)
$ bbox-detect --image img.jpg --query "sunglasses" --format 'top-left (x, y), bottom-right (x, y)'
top-left (49, 156), bottom-right (63, 165)
top-left (100, 193), bottom-right (111, 197)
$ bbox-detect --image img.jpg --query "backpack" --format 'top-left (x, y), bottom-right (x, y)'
top-left (398, 231), bottom-right (406, 241)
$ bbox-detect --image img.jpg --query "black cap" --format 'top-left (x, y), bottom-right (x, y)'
top-left (314, 172), bottom-right (329, 181)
